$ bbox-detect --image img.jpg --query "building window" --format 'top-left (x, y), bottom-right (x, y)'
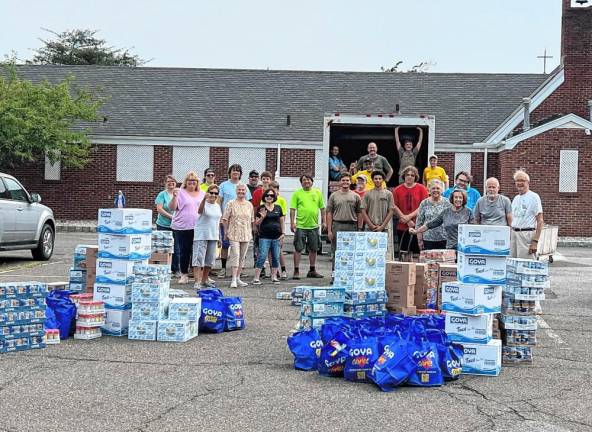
top-left (454, 153), bottom-right (472, 178)
top-left (559, 150), bottom-right (578, 193)
top-left (44, 154), bottom-right (61, 181)
top-left (116, 145), bottom-right (154, 182)
top-left (228, 148), bottom-right (266, 175)
top-left (172, 146), bottom-right (209, 181)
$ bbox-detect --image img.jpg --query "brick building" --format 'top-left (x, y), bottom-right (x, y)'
top-left (3, 0), bottom-right (591, 235)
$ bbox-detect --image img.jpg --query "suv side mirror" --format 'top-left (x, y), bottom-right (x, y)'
top-left (30, 193), bottom-right (42, 203)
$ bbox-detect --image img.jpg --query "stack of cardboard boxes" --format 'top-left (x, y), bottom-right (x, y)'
top-left (335, 232), bottom-right (388, 319)
top-left (70, 245), bottom-right (99, 293)
top-left (385, 261), bottom-right (416, 315)
top-left (93, 209), bottom-right (152, 337)
top-left (299, 286), bottom-right (345, 330)
top-left (441, 225), bottom-right (510, 376)
top-left (501, 258), bottom-right (547, 364)
top-left (413, 251), bottom-right (457, 311)
top-left (150, 231), bottom-right (174, 265)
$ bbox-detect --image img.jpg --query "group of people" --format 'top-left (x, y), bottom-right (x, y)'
top-left (154, 166), bottom-right (328, 289)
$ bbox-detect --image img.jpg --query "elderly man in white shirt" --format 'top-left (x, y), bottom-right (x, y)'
top-left (510, 170), bottom-right (544, 259)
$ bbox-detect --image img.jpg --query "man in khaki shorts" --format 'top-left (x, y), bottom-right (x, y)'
top-left (510, 170), bottom-right (543, 259)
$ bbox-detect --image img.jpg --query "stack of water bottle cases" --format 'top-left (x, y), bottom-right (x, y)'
top-left (440, 225), bottom-right (509, 376)
top-left (299, 232), bottom-right (388, 330)
top-left (0, 282), bottom-right (47, 353)
top-left (501, 258), bottom-right (547, 363)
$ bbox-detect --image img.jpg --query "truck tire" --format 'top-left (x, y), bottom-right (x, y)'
top-left (31, 224), bottom-right (54, 261)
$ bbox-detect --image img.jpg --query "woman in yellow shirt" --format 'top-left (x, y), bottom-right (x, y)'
top-left (423, 155), bottom-right (449, 189)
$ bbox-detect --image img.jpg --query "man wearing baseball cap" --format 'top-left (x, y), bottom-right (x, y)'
top-left (247, 170), bottom-right (260, 196)
top-left (422, 155), bottom-right (449, 189)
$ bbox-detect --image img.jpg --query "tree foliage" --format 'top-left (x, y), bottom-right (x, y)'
top-left (27, 28), bottom-right (147, 67)
top-left (0, 63), bottom-right (103, 169)
top-left (381, 60), bottom-right (436, 73)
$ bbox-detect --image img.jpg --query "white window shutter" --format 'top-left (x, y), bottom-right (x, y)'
top-left (116, 145), bottom-right (154, 182)
top-left (559, 150), bottom-right (578, 193)
top-left (454, 153), bottom-right (472, 178)
top-left (172, 146), bottom-right (210, 182)
top-left (44, 154), bottom-right (61, 181)
top-left (228, 148), bottom-right (266, 175)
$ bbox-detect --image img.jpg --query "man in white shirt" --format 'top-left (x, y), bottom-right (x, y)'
top-left (510, 170), bottom-right (543, 259)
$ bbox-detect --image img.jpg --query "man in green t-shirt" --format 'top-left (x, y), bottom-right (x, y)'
top-left (289, 175), bottom-right (326, 279)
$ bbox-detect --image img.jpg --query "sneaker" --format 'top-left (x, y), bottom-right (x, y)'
top-left (306, 270), bottom-right (324, 279)
top-left (280, 271), bottom-right (288, 280)
top-left (237, 279), bottom-right (248, 287)
top-left (230, 279), bottom-right (238, 288)
top-left (218, 268), bottom-right (226, 278)
top-left (207, 277), bottom-right (215, 284)
top-left (194, 282), bottom-right (204, 290)
top-left (271, 278), bottom-right (280, 284)
top-left (292, 271), bottom-right (301, 280)
top-left (252, 279), bottom-right (262, 285)
top-left (179, 274), bottom-right (189, 284)
top-left (209, 269), bottom-right (219, 277)
top-left (203, 281), bottom-right (216, 288)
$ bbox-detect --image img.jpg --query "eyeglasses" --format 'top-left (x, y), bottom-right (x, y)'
top-left (457, 178), bottom-right (468, 183)
top-left (264, 195), bottom-right (275, 199)
top-left (209, 191), bottom-right (219, 195)
top-left (206, 174), bottom-right (215, 177)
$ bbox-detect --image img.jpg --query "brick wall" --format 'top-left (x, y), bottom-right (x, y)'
top-left (435, 152), bottom-right (454, 185)
top-left (471, 152), bottom-right (484, 195)
top-left (209, 147), bottom-right (229, 182)
top-left (266, 148), bottom-right (278, 175)
top-left (498, 128), bottom-right (592, 236)
top-left (280, 149), bottom-right (316, 177)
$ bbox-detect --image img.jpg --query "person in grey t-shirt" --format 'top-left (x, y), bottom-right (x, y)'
top-left (410, 189), bottom-right (474, 250)
top-left (474, 177), bottom-right (513, 226)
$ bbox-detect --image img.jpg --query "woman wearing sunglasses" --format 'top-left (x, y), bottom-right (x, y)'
top-left (170, 171), bottom-right (205, 284)
top-left (252, 190), bottom-right (284, 285)
top-left (193, 184), bottom-right (222, 289)
top-left (154, 174), bottom-right (180, 274)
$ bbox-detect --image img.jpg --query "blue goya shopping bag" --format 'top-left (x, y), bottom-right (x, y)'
top-left (369, 336), bottom-right (416, 392)
top-left (344, 336), bottom-right (380, 383)
top-left (407, 338), bottom-right (444, 387)
top-left (199, 296), bottom-right (226, 333)
top-left (287, 329), bottom-right (323, 371)
top-left (222, 296), bottom-right (245, 331)
top-left (317, 330), bottom-right (350, 377)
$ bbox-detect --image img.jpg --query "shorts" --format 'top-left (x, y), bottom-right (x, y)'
top-left (293, 228), bottom-right (320, 253)
top-left (220, 224), bottom-right (230, 249)
top-left (192, 240), bottom-right (217, 268)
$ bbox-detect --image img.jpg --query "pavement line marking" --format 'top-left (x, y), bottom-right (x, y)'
top-left (0, 260), bottom-right (64, 274)
top-left (537, 316), bottom-right (566, 345)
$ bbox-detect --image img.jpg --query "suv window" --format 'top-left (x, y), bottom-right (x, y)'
top-left (0, 178), bottom-right (7, 199)
top-left (3, 177), bottom-right (28, 202)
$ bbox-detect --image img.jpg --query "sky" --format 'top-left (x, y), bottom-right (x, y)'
top-left (1, 0), bottom-right (563, 74)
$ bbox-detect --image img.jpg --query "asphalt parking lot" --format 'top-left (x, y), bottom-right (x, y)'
top-left (1, 232), bottom-right (591, 432)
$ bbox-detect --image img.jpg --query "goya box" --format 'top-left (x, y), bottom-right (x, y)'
top-left (301, 287), bottom-right (345, 303)
top-left (97, 208), bottom-right (152, 234)
top-left (440, 282), bottom-right (502, 315)
top-left (157, 320), bottom-right (198, 342)
top-left (93, 283), bottom-right (132, 308)
top-left (131, 299), bottom-right (169, 321)
top-left (168, 298), bottom-right (202, 321)
top-left (131, 282), bottom-right (169, 303)
top-left (353, 270), bottom-right (385, 291)
top-left (333, 271), bottom-right (354, 289)
top-left (354, 232), bottom-right (388, 252)
top-left (461, 340), bottom-right (501, 376)
top-left (445, 313), bottom-right (493, 344)
top-left (128, 320), bottom-right (158, 341)
top-left (98, 233), bottom-right (152, 260)
top-left (457, 224), bottom-right (510, 256)
top-left (300, 301), bottom-right (344, 318)
top-left (457, 253), bottom-right (506, 284)
top-left (96, 258), bottom-right (146, 285)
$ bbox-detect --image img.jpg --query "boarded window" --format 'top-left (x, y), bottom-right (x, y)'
top-left (228, 148), bottom-right (266, 176)
top-left (44, 154), bottom-right (61, 181)
top-left (559, 150), bottom-right (578, 193)
top-left (172, 146), bottom-right (210, 182)
top-left (116, 145), bottom-right (154, 182)
top-left (454, 153), bottom-right (472, 178)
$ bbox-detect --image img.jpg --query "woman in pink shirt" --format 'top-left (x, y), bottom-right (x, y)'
top-left (170, 171), bottom-right (205, 284)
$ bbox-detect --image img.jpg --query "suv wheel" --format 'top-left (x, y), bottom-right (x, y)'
top-left (32, 224), bottom-right (54, 261)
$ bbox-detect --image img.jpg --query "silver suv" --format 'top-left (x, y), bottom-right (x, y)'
top-left (0, 173), bottom-right (56, 260)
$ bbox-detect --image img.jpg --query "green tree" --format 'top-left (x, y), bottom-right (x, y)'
top-left (0, 63), bottom-right (103, 169)
top-left (381, 60), bottom-right (435, 73)
top-left (27, 28), bottom-right (147, 67)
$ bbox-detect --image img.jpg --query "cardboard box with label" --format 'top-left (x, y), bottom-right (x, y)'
top-left (102, 307), bottom-right (132, 336)
top-left (414, 263), bottom-right (427, 308)
top-left (441, 282), bottom-right (502, 315)
top-left (334, 251), bottom-right (355, 271)
top-left (97, 208), bottom-right (152, 234)
top-left (457, 224), bottom-right (511, 256)
top-left (445, 312), bottom-right (493, 343)
top-left (98, 233), bottom-right (152, 260)
top-left (131, 299), bottom-right (169, 321)
top-left (95, 258), bottom-right (146, 285)
top-left (461, 339), bottom-right (502, 376)
top-left (353, 270), bottom-right (385, 291)
top-left (354, 232), bottom-right (388, 252)
top-left (457, 253), bottom-right (506, 284)
top-left (128, 320), bottom-right (158, 341)
top-left (157, 320), bottom-right (199, 342)
top-left (168, 298), bottom-right (202, 321)
top-left (93, 283), bottom-right (132, 308)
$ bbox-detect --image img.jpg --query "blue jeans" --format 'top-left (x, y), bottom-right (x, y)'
top-left (256, 238), bottom-right (280, 269)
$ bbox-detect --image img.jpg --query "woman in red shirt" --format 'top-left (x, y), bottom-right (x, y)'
top-left (392, 166), bottom-right (428, 254)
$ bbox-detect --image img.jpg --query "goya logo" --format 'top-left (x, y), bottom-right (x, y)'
top-left (377, 345), bottom-right (394, 365)
top-left (100, 210), bottom-right (112, 217)
top-left (96, 286), bottom-right (111, 293)
top-left (484, 287), bottom-right (495, 295)
top-left (309, 340), bottom-right (323, 349)
top-left (441, 271), bottom-right (457, 277)
top-left (132, 238), bottom-right (141, 244)
top-left (468, 258), bottom-right (486, 265)
top-left (203, 308), bottom-right (222, 317)
top-left (450, 316), bottom-right (468, 324)
top-left (324, 356), bottom-right (346, 368)
top-left (99, 262), bottom-right (112, 268)
top-left (464, 347), bottom-right (477, 355)
top-left (445, 285), bottom-right (460, 293)
top-left (350, 347), bottom-right (373, 357)
top-left (468, 232), bottom-right (481, 238)
top-left (229, 303), bottom-right (242, 310)
top-left (447, 359), bottom-right (463, 369)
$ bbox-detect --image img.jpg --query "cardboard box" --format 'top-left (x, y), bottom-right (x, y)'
top-left (301, 301), bottom-right (344, 317)
top-left (414, 263), bottom-right (427, 308)
top-left (461, 340), bottom-right (502, 376)
top-left (131, 282), bottom-right (170, 303)
top-left (354, 232), bottom-right (388, 252)
top-left (299, 316), bottom-right (328, 330)
top-left (102, 307), bottom-right (131, 336)
top-left (69, 268), bottom-right (87, 283)
top-left (301, 287), bottom-right (345, 303)
top-left (128, 320), bottom-right (158, 341)
top-left (96, 258), bottom-right (146, 285)
top-left (149, 252), bottom-right (173, 265)
top-left (457, 253), bottom-right (506, 285)
top-left (93, 283), bottom-right (132, 308)
top-left (386, 284), bottom-right (414, 308)
top-left (157, 320), bottom-right (198, 342)
top-left (440, 283), bottom-right (502, 315)
top-left (131, 299), bottom-right (169, 321)
top-left (445, 313), bottom-right (493, 343)
top-left (98, 233), bottom-right (152, 260)
top-left (333, 271), bottom-right (354, 289)
top-left (457, 224), bottom-right (510, 256)
top-left (345, 289), bottom-right (387, 305)
top-left (385, 305), bottom-right (417, 316)
top-left (353, 270), bottom-right (385, 291)
top-left (506, 258), bottom-right (548, 276)
top-left (334, 251), bottom-right (355, 271)
top-left (168, 298), bottom-right (202, 321)
top-left (97, 208), bottom-right (152, 234)
top-left (385, 261), bottom-right (416, 286)
top-left (354, 251), bottom-right (386, 272)
top-left (336, 231), bottom-right (356, 250)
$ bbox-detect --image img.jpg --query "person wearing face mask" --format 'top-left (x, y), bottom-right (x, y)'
top-left (410, 189), bottom-right (474, 251)
top-left (356, 142), bottom-right (393, 182)
top-left (395, 126), bottom-right (423, 183)
top-left (474, 177), bottom-right (512, 226)
top-left (193, 185), bottom-right (222, 289)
